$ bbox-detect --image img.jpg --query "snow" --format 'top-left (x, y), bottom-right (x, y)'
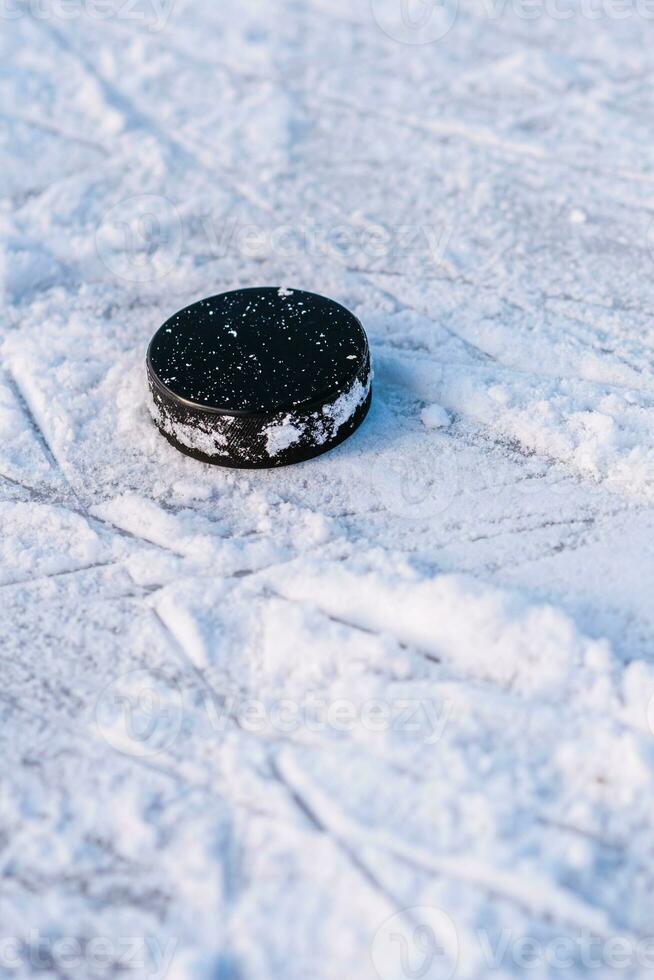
top-left (2, 3), bottom-right (654, 979)
top-left (263, 414), bottom-right (304, 456)
top-left (262, 372), bottom-right (370, 457)
top-left (421, 403), bottom-right (452, 429)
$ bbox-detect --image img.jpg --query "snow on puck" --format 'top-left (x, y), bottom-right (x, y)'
top-left (147, 287), bottom-right (372, 468)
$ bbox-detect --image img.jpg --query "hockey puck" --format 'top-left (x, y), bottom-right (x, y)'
top-left (146, 287), bottom-right (372, 468)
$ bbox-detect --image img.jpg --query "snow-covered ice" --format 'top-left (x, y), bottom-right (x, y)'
top-left (3, 2), bottom-right (654, 978)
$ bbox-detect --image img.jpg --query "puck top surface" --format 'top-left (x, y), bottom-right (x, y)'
top-left (147, 287), bottom-right (369, 415)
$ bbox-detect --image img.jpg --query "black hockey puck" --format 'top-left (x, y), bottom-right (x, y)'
top-left (146, 287), bottom-right (372, 468)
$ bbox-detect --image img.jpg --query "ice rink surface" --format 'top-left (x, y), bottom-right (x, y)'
top-left (3, 1), bottom-right (654, 977)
